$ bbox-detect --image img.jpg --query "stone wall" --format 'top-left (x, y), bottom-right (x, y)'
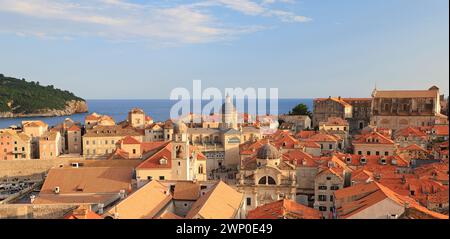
top-left (0, 158), bottom-right (84, 178)
top-left (0, 204), bottom-right (78, 219)
top-left (0, 158), bottom-right (142, 178)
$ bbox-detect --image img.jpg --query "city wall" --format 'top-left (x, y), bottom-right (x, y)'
top-left (0, 204), bottom-right (78, 219)
top-left (0, 158), bottom-right (142, 178)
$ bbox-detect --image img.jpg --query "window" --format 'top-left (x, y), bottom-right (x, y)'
top-left (410, 190), bottom-right (415, 196)
top-left (133, 149), bottom-right (136, 154)
top-left (86, 140), bottom-right (89, 145)
top-left (326, 176), bottom-right (332, 180)
top-left (178, 162), bottom-right (181, 166)
top-left (147, 176), bottom-right (153, 180)
top-left (318, 195), bottom-right (327, 202)
top-left (320, 144), bottom-right (324, 149)
top-left (330, 185), bottom-right (339, 190)
top-left (319, 206), bottom-right (327, 212)
top-left (329, 144), bottom-right (332, 150)
top-left (105, 140), bottom-right (108, 145)
top-left (385, 152), bottom-right (389, 156)
top-left (329, 195), bottom-right (334, 202)
top-left (160, 158), bottom-right (168, 165)
top-left (258, 176), bottom-right (276, 185)
top-left (318, 185), bottom-right (327, 190)
top-left (246, 197), bottom-right (252, 206)
top-left (376, 151), bottom-right (380, 156)
top-left (267, 176), bottom-right (276, 185)
top-left (159, 176), bottom-right (165, 180)
top-left (358, 151), bottom-right (362, 155)
top-left (367, 151), bottom-right (371, 156)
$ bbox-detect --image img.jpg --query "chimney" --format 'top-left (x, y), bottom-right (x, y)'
top-left (97, 203), bottom-right (104, 214)
top-left (119, 189), bottom-right (126, 199)
top-left (401, 176), bottom-right (406, 184)
top-left (343, 170), bottom-right (352, 188)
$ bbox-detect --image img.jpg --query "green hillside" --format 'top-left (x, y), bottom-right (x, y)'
top-left (0, 74), bottom-right (85, 114)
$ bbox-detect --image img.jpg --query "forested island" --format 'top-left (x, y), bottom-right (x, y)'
top-left (0, 74), bottom-right (88, 118)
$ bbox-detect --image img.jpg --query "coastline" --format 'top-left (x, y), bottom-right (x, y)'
top-left (0, 100), bottom-right (88, 119)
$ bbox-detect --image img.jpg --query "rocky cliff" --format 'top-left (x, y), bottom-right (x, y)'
top-left (0, 100), bottom-right (88, 118)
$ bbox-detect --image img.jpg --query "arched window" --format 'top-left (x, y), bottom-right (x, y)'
top-left (267, 176), bottom-right (276, 185)
top-left (258, 177), bottom-right (267, 185)
top-left (258, 176), bottom-right (276, 185)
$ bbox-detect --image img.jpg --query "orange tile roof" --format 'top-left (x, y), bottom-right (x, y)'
top-left (335, 181), bottom-right (448, 219)
top-left (185, 181), bottom-right (243, 219)
top-left (121, 136), bottom-right (141, 145)
top-left (107, 148), bottom-right (131, 160)
top-left (426, 189), bottom-right (449, 204)
top-left (301, 141), bottom-right (321, 149)
top-left (67, 124), bottom-right (81, 132)
top-left (38, 167), bottom-right (132, 195)
top-left (432, 125), bottom-right (449, 136)
top-left (64, 207), bottom-right (102, 219)
top-left (282, 150), bottom-right (315, 167)
top-left (304, 133), bottom-right (339, 142)
top-left (395, 127), bottom-right (427, 138)
top-left (247, 199), bottom-right (322, 219)
top-left (353, 131), bottom-right (395, 145)
top-left (137, 142), bottom-right (172, 169)
top-left (373, 89), bottom-right (438, 98)
top-left (105, 180), bottom-right (172, 219)
top-left (319, 117), bottom-right (349, 126)
top-left (22, 120), bottom-right (48, 128)
top-left (173, 181), bottom-right (201, 201)
top-left (399, 144), bottom-right (428, 153)
top-left (85, 113), bottom-right (101, 121)
top-left (157, 211), bottom-right (183, 219)
top-left (296, 130), bottom-right (317, 139)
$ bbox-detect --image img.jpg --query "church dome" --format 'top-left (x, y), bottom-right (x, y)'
top-left (257, 143), bottom-right (280, 160)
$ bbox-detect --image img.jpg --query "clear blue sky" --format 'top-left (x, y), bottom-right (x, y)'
top-left (0, 0), bottom-right (448, 99)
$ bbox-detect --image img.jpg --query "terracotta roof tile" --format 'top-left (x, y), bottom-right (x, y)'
top-left (247, 199), bottom-right (322, 219)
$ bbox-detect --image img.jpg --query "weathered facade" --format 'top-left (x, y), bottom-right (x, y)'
top-left (371, 86), bottom-right (444, 130)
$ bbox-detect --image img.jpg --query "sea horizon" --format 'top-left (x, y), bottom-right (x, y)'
top-left (0, 98), bottom-right (314, 128)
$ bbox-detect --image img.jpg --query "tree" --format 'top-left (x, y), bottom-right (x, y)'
top-left (290, 103), bottom-right (312, 117)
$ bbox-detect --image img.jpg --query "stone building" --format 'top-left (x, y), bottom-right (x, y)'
top-left (0, 130), bottom-right (31, 160)
top-left (67, 125), bottom-right (82, 154)
top-left (313, 97), bottom-right (371, 133)
top-left (82, 125), bottom-right (144, 158)
top-left (236, 143), bottom-right (297, 214)
top-left (39, 131), bottom-right (62, 160)
top-left (371, 86), bottom-right (446, 130)
top-left (353, 131), bottom-right (396, 157)
top-left (128, 108), bottom-right (146, 129)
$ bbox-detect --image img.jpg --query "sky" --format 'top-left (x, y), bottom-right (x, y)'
top-left (0, 0), bottom-right (448, 99)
